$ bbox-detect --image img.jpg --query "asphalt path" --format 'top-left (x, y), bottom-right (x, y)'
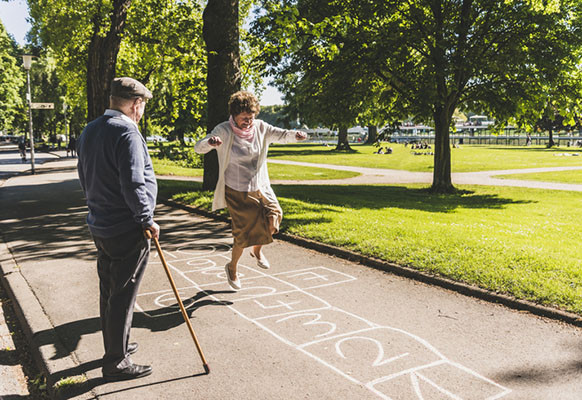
top-left (0, 144), bottom-right (61, 182)
top-left (1, 153), bottom-right (582, 399)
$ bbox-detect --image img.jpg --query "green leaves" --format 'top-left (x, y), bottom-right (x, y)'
top-left (27, 0), bottom-right (210, 137)
top-left (0, 21), bottom-right (25, 133)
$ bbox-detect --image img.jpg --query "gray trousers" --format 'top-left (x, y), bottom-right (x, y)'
top-left (92, 227), bottom-right (150, 373)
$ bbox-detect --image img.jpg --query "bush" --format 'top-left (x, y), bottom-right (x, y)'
top-left (155, 145), bottom-right (203, 169)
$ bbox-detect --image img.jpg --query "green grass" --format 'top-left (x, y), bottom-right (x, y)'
top-left (157, 179), bottom-right (582, 315)
top-left (267, 163), bottom-right (359, 180)
top-left (268, 143), bottom-right (582, 172)
top-left (152, 158), bottom-right (203, 177)
top-left (151, 154), bottom-right (360, 180)
top-left (496, 169), bottom-right (582, 184)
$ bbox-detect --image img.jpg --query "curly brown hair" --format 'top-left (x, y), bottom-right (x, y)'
top-left (228, 91), bottom-right (260, 117)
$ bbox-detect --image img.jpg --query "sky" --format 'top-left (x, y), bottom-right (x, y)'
top-left (0, 0), bottom-right (283, 106)
top-left (0, 0), bottom-right (29, 45)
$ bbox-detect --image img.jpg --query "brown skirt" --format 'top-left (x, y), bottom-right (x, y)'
top-left (225, 185), bottom-right (283, 248)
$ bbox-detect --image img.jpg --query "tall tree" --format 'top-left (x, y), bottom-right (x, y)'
top-left (256, 0), bottom-right (582, 192)
top-left (254, 1), bottom-right (386, 151)
top-left (0, 21), bottom-right (25, 133)
top-left (86, 0), bottom-right (132, 121)
top-left (202, 0), bottom-right (241, 190)
top-left (28, 0), bottom-right (208, 131)
top-left (119, 0), bottom-right (207, 142)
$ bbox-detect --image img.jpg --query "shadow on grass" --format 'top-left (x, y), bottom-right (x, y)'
top-left (273, 184), bottom-right (534, 213)
top-left (268, 143), bottom-right (369, 158)
top-left (156, 179), bottom-right (534, 215)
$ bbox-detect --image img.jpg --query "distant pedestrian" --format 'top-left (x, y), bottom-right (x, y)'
top-left (67, 135), bottom-right (77, 157)
top-left (49, 133), bottom-right (57, 149)
top-left (18, 136), bottom-right (26, 162)
top-left (77, 77), bottom-right (158, 382)
top-left (195, 91), bottom-right (308, 290)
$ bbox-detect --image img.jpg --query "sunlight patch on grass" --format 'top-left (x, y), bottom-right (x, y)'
top-left (496, 169), bottom-right (582, 184)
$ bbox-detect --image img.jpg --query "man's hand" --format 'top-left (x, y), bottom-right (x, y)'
top-left (208, 136), bottom-right (223, 147)
top-left (295, 131), bottom-right (308, 141)
top-left (145, 222), bottom-right (160, 240)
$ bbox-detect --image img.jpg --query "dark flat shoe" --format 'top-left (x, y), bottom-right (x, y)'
top-left (103, 364), bottom-right (152, 382)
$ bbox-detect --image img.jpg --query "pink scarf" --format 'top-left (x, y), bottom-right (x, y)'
top-left (229, 115), bottom-right (254, 141)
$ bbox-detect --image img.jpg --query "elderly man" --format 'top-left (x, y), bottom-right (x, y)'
top-left (77, 77), bottom-right (159, 381)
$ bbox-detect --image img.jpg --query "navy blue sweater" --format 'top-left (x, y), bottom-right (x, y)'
top-left (77, 111), bottom-right (157, 238)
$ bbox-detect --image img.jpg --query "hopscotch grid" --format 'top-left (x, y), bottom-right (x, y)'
top-left (297, 327), bottom-right (380, 350)
top-left (414, 372), bottom-right (464, 400)
top-left (410, 372), bottom-right (424, 400)
top-left (141, 242), bottom-right (511, 400)
top-left (366, 360), bottom-right (448, 388)
top-left (252, 306), bottom-right (331, 321)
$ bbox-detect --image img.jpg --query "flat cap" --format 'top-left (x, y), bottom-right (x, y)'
top-left (110, 77), bottom-right (152, 99)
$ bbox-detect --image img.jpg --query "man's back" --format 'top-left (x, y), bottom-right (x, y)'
top-left (77, 112), bottom-right (156, 238)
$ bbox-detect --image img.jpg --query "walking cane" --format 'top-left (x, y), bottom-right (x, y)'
top-left (145, 230), bottom-right (210, 374)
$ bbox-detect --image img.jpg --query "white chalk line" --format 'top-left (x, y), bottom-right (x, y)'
top-left (137, 242), bottom-right (511, 399)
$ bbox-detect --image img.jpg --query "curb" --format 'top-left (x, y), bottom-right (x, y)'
top-left (0, 237), bottom-right (82, 398)
top-left (161, 198), bottom-right (582, 328)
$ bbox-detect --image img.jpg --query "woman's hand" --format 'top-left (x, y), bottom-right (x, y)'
top-left (295, 131), bottom-right (308, 141)
top-left (208, 136), bottom-right (223, 147)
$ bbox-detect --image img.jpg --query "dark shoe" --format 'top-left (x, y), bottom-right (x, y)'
top-left (103, 364), bottom-right (152, 382)
top-left (128, 342), bottom-right (138, 355)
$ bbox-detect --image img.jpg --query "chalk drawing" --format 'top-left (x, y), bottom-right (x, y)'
top-left (136, 241), bottom-right (511, 400)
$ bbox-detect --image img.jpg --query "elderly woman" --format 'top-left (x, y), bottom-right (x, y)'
top-left (195, 91), bottom-right (308, 290)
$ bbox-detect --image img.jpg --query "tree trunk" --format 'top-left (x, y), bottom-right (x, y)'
top-left (547, 128), bottom-right (555, 148)
top-left (365, 125), bottom-right (377, 144)
top-left (335, 126), bottom-right (352, 151)
top-left (202, 0), bottom-right (241, 191)
top-left (86, 0), bottom-right (132, 122)
top-left (431, 106), bottom-right (455, 193)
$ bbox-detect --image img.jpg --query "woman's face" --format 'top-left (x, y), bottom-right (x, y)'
top-left (234, 112), bottom-right (255, 130)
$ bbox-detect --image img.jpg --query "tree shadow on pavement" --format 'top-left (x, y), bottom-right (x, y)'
top-left (38, 289), bottom-right (230, 398)
top-left (45, 289), bottom-right (232, 362)
top-left (0, 178), bottom-right (232, 265)
top-left (492, 342), bottom-right (582, 387)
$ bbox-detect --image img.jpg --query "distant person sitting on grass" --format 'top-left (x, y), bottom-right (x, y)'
top-left (194, 91), bottom-right (308, 291)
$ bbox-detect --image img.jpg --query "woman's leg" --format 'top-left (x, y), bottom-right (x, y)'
top-left (252, 244), bottom-right (263, 258)
top-left (228, 244), bottom-right (244, 280)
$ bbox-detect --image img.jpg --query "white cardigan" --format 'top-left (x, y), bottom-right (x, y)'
top-left (194, 119), bottom-right (301, 211)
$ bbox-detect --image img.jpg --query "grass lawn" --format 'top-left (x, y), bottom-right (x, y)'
top-left (152, 158), bottom-right (203, 177)
top-left (269, 143), bottom-right (582, 172)
top-left (496, 169), bottom-right (582, 184)
top-left (151, 154), bottom-right (360, 180)
top-left (158, 179), bottom-right (582, 315)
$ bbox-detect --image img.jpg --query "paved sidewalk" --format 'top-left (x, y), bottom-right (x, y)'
top-left (2, 157), bottom-right (582, 399)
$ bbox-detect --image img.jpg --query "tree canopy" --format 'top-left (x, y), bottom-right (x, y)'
top-left (0, 20), bottom-right (25, 134)
top-left (27, 0), bottom-right (209, 137)
top-left (254, 0), bottom-right (582, 192)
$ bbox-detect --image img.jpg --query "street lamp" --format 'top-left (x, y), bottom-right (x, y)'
top-left (22, 54), bottom-right (36, 174)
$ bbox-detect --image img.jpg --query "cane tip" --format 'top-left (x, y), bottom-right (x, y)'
top-left (203, 364), bottom-right (210, 374)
